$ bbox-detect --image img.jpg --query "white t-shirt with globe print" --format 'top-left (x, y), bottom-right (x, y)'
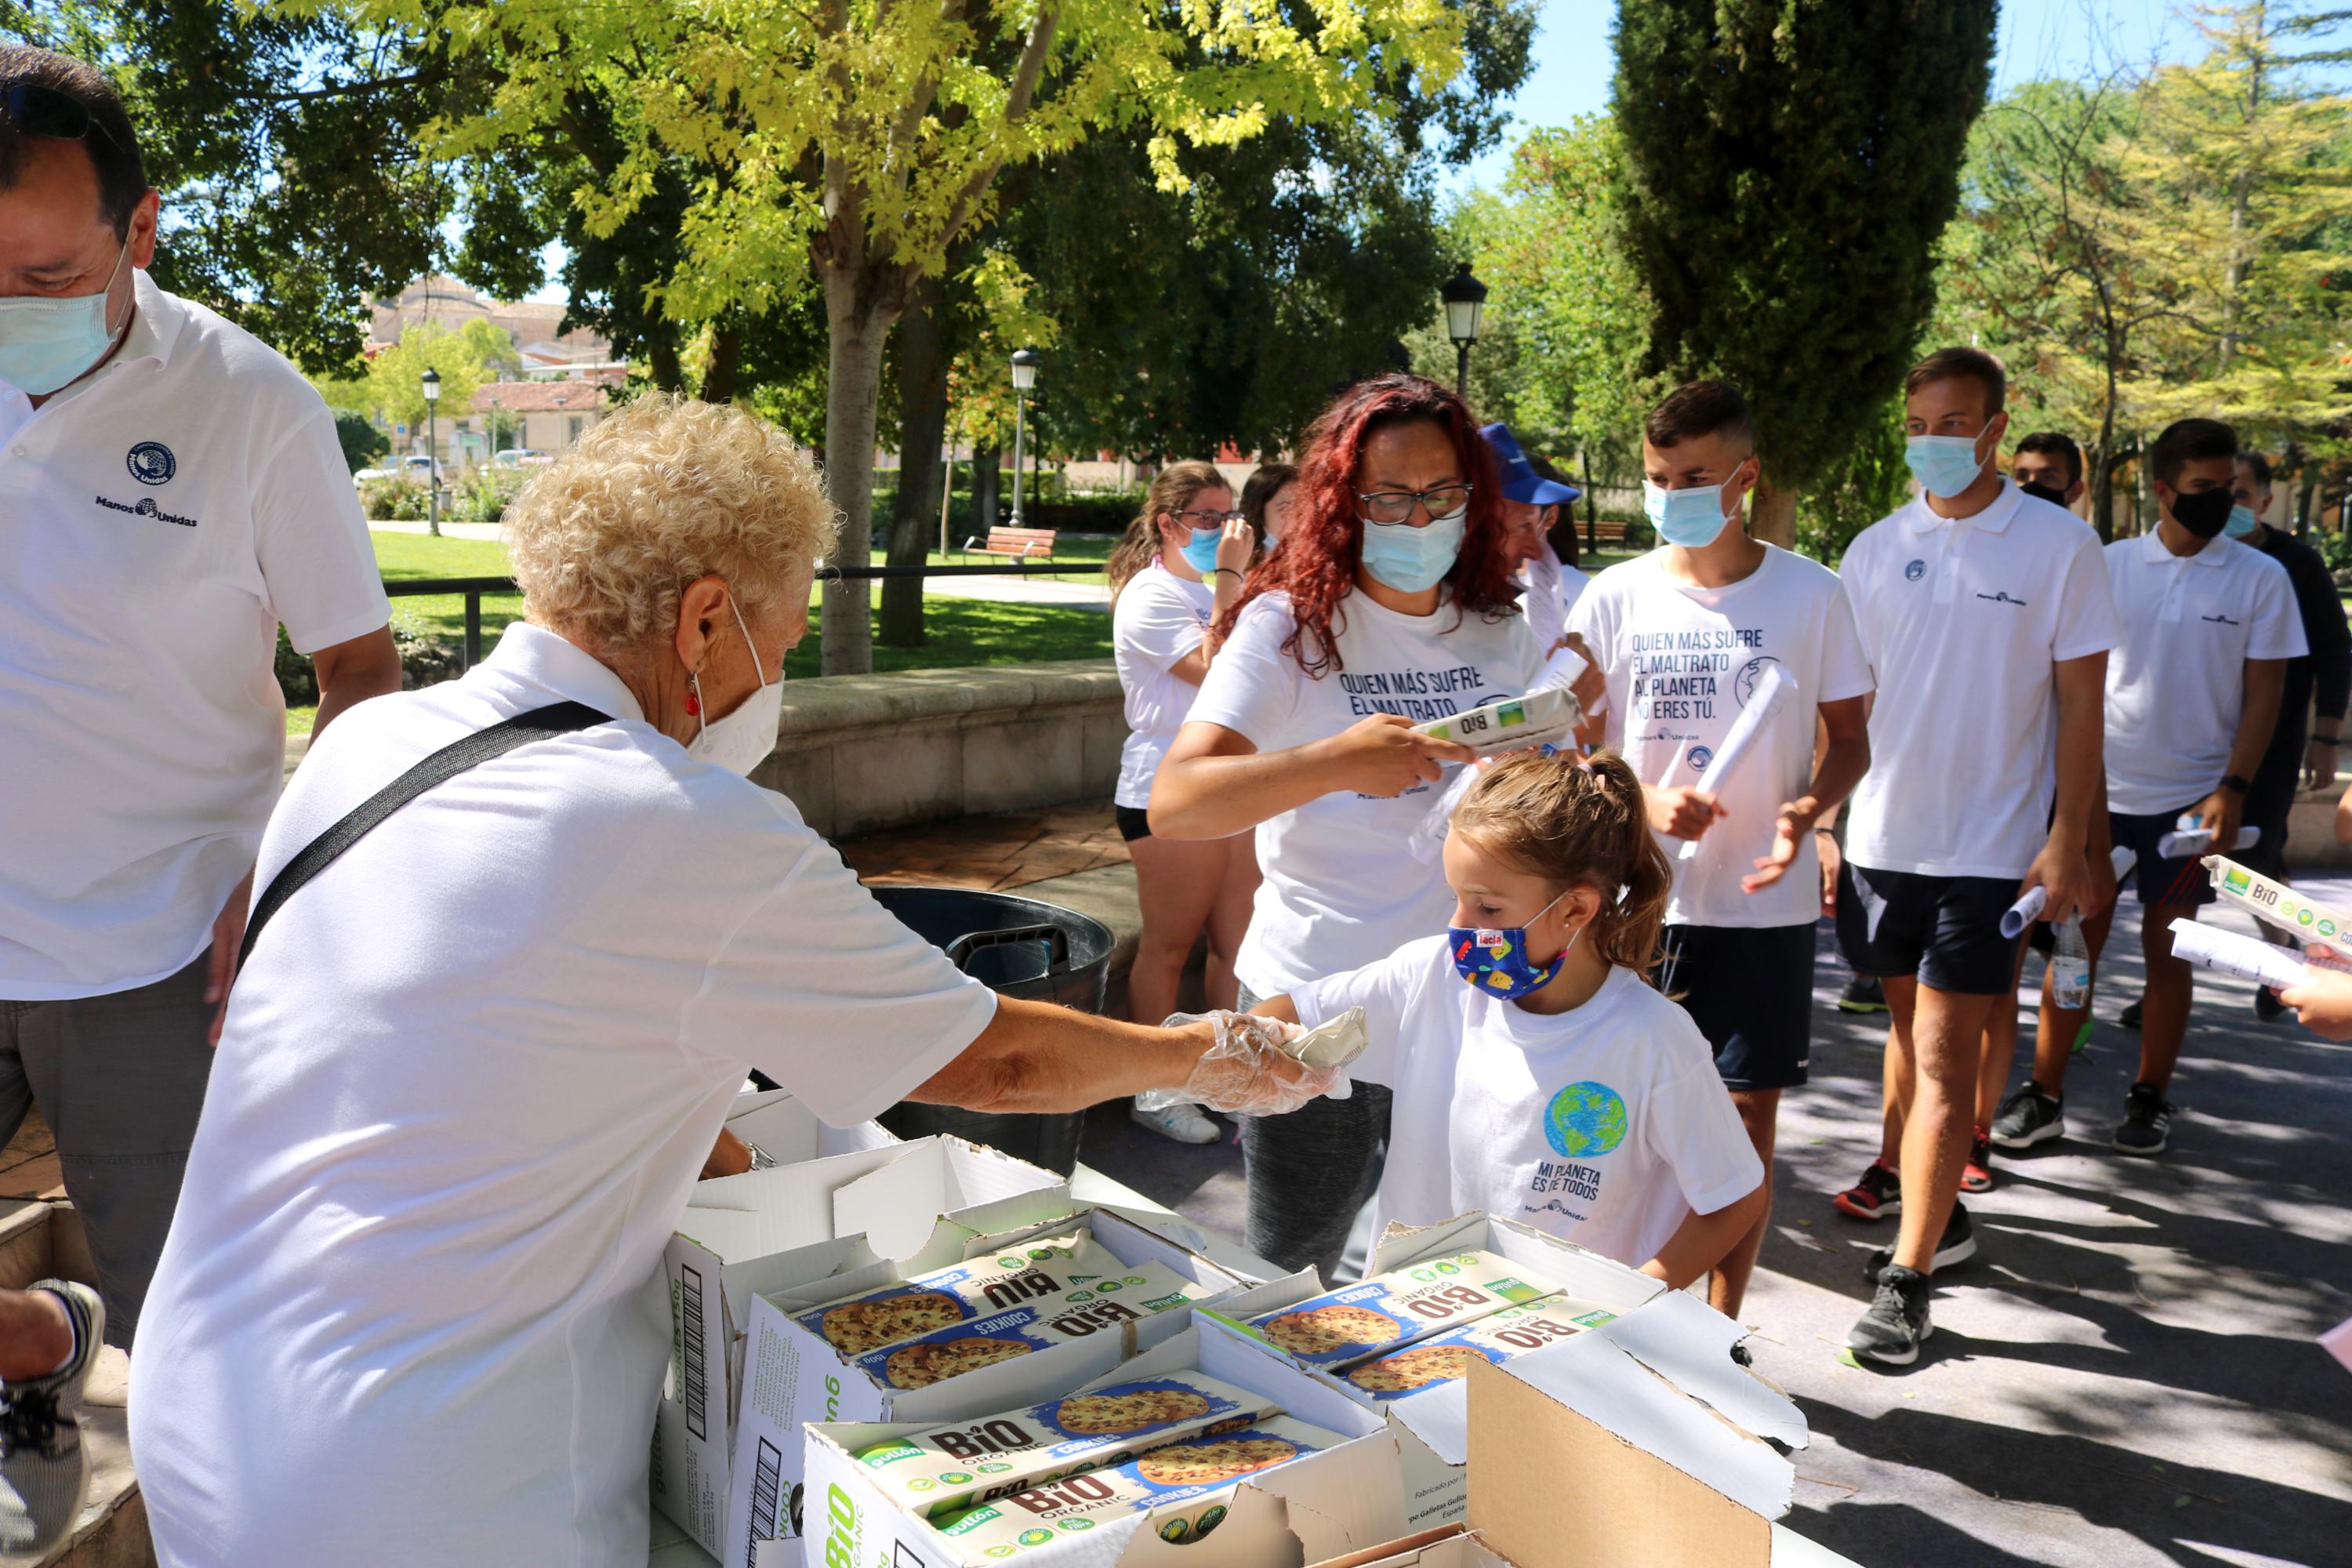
top-left (1290, 935), bottom-right (1762, 1268)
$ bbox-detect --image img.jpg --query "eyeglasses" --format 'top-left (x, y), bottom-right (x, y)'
top-left (0, 84), bottom-right (117, 148)
top-left (1171, 507), bottom-right (1243, 526)
top-left (1359, 483), bottom-right (1472, 525)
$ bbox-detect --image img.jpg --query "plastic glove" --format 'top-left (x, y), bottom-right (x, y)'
top-left (1135, 1011), bottom-right (1352, 1116)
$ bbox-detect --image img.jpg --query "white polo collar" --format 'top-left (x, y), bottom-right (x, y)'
top-left (479, 621), bottom-right (648, 723)
top-left (2136, 528), bottom-right (2231, 569)
top-left (111, 270), bottom-right (186, 370)
top-left (1904, 477), bottom-right (2022, 535)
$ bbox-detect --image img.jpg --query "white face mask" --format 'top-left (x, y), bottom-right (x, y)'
top-left (688, 595), bottom-right (785, 776)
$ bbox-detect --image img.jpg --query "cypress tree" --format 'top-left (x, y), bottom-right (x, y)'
top-left (1613, 1), bottom-right (1998, 546)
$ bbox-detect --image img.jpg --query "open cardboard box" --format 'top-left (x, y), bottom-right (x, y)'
top-left (1200, 1214), bottom-right (1668, 1530)
top-left (656, 1108), bottom-right (1069, 1559)
top-left (726, 1205), bottom-right (1267, 1568)
top-left (793, 1323), bottom-right (1411, 1568)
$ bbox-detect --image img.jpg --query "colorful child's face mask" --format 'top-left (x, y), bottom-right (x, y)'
top-left (1449, 890), bottom-right (1576, 1000)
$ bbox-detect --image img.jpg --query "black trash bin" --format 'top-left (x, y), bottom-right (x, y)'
top-left (869, 885), bottom-right (1114, 1175)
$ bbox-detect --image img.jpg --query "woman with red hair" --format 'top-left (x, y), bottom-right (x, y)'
top-left (1150, 373), bottom-right (1544, 1276)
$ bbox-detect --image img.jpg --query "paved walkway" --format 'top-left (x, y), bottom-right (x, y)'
top-left (848, 802), bottom-right (2352, 1565)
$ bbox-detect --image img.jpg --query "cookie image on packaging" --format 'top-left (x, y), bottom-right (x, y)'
top-left (884, 1337), bottom-right (1034, 1389)
top-left (817, 1291), bottom-right (964, 1356)
top-left (1345, 1344), bottom-right (1476, 1395)
top-left (1134, 1436), bottom-right (1301, 1488)
top-left (1259, 1304), bottom-right (1402, 1359)
top-left (1053, 1388), bottom-right (1214, 1436)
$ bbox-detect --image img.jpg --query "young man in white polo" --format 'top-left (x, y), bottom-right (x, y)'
top-left (1567, 380), bottom-right (1873, 1324)
top-left (1990, 419), bottom-right (2301, 1162)
top-left (1834, 347), bottom-right (2118, 1365)
top-left (0, 42), bottom-right (400, 1373)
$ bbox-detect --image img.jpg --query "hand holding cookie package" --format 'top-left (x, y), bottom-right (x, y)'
top-left (1137, 1012), bottom-right (1351, 1118)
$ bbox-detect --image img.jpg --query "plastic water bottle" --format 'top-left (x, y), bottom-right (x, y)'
top-left (2051, 916), bottom-right (2092, 1010)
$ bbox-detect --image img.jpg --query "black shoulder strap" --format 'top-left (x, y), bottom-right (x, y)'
top-left (239, 700), bottom-right (611, 968)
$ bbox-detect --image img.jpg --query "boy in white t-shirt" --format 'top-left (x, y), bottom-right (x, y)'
top-left (1566, 380), bottom-right (1873, 1322)
top-left (1250, 749), bottom-right (1765, 1277)
top-left (1988, 418), bottom-right (2302, 1163)
top-left (1834, 347), bottom-right (2120, 1367)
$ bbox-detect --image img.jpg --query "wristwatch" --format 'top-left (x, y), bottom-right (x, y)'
top-left (2220, 775), bottom-right (2252, 796)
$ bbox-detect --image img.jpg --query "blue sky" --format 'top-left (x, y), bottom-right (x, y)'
top-left (1445, 0), bottom-right (2196, 194)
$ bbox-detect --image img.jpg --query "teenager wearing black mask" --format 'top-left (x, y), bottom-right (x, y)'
top-left (1990, 419), bottom-right (2303, 1163)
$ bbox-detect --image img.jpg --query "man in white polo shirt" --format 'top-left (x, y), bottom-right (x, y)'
top-left (1989, 418), bottom-right (2300, 1163)
top-left (0, 45), bottom-right (401, 1347)
top-left (1833, 347), bottom-right (2118, 1366)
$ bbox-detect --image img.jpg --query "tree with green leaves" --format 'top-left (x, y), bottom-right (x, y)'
top-left (1612, 0), bottom-right (1998, 547)
top-left (374, 0), bottom-right (1477, 674)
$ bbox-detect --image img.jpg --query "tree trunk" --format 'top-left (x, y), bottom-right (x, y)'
top-left (1749, 475), bottom-right (1798, 551)
top-left (647, 327), bottom-right (685, 394)
top-left (819, 281), bottom-right (898, 676)
top-left (971, 442), bottom-right (1002, 535)
top-left (880, 279), bottom-right (950, 648)
top-left (702, 321), bottom-right (743, 405)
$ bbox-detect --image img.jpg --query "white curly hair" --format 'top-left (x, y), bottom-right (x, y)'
top-left (504, 394), bottom-right (837, 649)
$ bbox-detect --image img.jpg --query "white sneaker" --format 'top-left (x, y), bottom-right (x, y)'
top-left (0, 1280), bottom-right (101, 1562)
top-left (1130, 1101), bottom-right (1221, 1145)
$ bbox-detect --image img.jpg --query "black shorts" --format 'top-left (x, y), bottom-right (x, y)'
top-left (1656, 923), bottom-right (1815, 1091)
top-left (2109, 804), bottom-right (2218, 909)
top-left (1836, 862), bottom-right (2020, 996)
top-left (1115, 804), bottom-right (1152, 842)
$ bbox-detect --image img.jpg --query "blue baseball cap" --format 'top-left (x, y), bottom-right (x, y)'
top-left (1480, 423), bottom-right (1580, 506)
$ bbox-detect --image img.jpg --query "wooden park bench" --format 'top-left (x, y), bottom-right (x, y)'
top-left (960, 525), bottom-right (1058, 561)
top-left (1581, 515), bottom-right (1632, 552)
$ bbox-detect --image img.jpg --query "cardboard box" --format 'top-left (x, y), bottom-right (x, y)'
top-left (1201, 1214), bottom-right (1668, 1530)
top-left (800, 1324), bottom-right (1412, 1568)
top-left (656, 1119), bottom-right (1068, 1559)
top-left (726, 1207), bottom-right (1263, 1568)
top-left (1466, 1276), bottom-right (1867, 1566)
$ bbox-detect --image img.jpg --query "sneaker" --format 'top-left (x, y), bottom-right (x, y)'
top-left (1960, 1128), bottom-right (1994, 1194)
top-left (1131, 1100), bottom-right (1221, 1145)
top-left (1864, 1200), bottom-right (1978, 1279)
top-left (1832, 1159), bottom-right (1901, 1221)
top-left (2113, 1082), bottom-right (2173, 1156)
top-left (0, 1281), bottom-right (102, 1560)
top-left (1837, 975), bottom-right (1889, 1014)
top-left (1846, 1265), bottom-right (1932, 1367)
top-left (2256, 986), bottom-right (2287, 1022)
top-left (1991, 1081), bottom-right (2065, 1149)
top-left (2118, 996), bottom-right (2143, 1029)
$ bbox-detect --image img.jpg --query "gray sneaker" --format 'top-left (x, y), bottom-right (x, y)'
top-left (1991, 1081), bottom-right (2065, 1149)
top-left (0, 1281), bottom-right (102, 1561)
top-left (2114, 1082), bottom-right (2173, 1156)
top-left (1847, 1265), bottom-right (1932, 1367)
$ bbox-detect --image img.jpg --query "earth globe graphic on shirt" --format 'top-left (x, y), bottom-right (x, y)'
top-left (1544, 1081), bottom-right (1628, 1158)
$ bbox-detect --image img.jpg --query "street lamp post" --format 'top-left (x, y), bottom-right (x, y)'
top-left (1009, 348), bottom-right (1039, 528)
top-left (421, 365), bottom-right (442, 538)
top-left (1440, 263), bottom-right (1487, 399)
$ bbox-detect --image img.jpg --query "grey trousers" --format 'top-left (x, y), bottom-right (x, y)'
top-left (0, 957), bottom-right (215, 1348)
top-left (1236, 982), bottom-right (1392, 1281)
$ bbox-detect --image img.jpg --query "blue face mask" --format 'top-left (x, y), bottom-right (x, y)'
top-left (0, 241), bottom-right (129, 397)
top-left (1177, 526), bottom-right (1225, 573)
top-left (1360, 506), bottom-right (1468, 593)
top-left (1904, 433), bottom-right (1990, 499)
top-left (1642, 464), bottom-right (1746, 549)
top-left (1450, 890), bottom-right (1575, 1000)
top-left (2225, 503), bottom-right (2260, 540)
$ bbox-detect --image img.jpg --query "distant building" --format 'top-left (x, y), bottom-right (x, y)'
top-left (368, 276), bottom-right (613, 374)
top-left (470, 375), bottom-right (623, 462)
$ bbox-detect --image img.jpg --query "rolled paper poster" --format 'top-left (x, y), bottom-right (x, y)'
top-left (1675, 662), bottom-right (1791, 862)
top-left (1998, 886), bottom-right (2048, 939)
top-left (1528, 643), bottom-right (1589, 696)
top-left (2166, 919), bottom-right (2310, 993)
top-left (2154, 822), bottom-right (2260, 860)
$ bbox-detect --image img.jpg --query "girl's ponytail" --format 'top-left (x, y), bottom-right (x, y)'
top-left (1451, 746), bottom-right (1674, 975)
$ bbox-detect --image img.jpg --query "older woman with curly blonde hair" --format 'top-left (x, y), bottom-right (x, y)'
top-left (127, 397), bottom-right (1338, 1568)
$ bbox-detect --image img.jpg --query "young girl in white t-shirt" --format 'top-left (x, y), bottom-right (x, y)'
top-left (1108, 463), bottom-right (1261, 1145)
top-left (1252, 748), bottom-right (1766, 1280)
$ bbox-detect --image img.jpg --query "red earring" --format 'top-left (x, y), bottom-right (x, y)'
top-left (684, 683), bottom-right (701, 717)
